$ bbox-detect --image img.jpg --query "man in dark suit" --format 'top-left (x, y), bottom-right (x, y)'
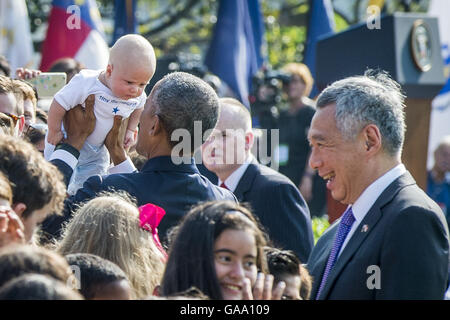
top-left (45, 72), bottom-right (236, 242)
top-left (201, 98), bottom-right (314, 262)
top-left (306, 70), bottom-right (450, 299)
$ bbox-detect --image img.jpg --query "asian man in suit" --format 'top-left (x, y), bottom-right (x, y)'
top-left (201, 97), bottom-right (314, 262)
top-left (306, 70), bottom-right (450, 300)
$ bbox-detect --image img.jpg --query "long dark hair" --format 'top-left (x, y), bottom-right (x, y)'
top-left (160, 201), bottom-right (268, 300)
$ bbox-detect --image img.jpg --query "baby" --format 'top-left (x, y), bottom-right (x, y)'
top-left (45, 34), bottom-right (156, 195)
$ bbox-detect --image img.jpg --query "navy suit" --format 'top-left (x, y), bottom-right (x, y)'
top-left (46, 156), bottom-right (236, 242)
top-left (198, 160), bottom-right (314, 262)
top-left (307, 172), bottom-right (450, 300)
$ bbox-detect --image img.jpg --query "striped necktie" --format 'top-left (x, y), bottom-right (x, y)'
top-left (316, 207), bottom-right (355, 299)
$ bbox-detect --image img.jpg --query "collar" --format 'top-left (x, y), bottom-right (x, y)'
top-left (351, 164), bottom-right (406, 225)
top-left (141, 156), bottom-right (200, 174)
top-left (218, 154), bottom-right (253, 192)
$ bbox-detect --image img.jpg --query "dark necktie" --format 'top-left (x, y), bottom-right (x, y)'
top-left (315, 207), bottom-right (356, 299)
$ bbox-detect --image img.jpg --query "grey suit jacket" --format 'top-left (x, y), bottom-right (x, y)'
top-left (307, 171), bottom-right (450, 300)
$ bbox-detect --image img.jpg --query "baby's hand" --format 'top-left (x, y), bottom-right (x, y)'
top-left (47, 129), bottom-right (64, 145)
top-left (123, 129), bottom-right (136, 149)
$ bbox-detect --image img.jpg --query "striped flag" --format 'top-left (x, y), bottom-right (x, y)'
top-left (40, 0), bottom-right (109, 71)
top-left (204, 0), bottom-right (266, 108)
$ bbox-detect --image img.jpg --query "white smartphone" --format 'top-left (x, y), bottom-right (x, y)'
top-left (25, 72), bottom-right (67, 98)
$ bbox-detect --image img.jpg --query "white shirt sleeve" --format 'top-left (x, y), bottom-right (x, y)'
top-left (53, 71), bottom-right (90, 111)
top-left (108, 157), bottom-right (137, 174)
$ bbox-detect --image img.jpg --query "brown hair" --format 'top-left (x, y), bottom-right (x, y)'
top-left (282, 63), bottom-right (314, 97)
top-left (0, 135), bottom-right (66, 219)
top-left (13, 80), bottom-right (37, 112)
top-left (0, 244), bottom-right (71, 288)
top-left (0, 171), bottom-right (12, 204)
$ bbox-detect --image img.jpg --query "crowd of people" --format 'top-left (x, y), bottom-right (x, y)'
top-left (0, 32), bottom-right (449, 301)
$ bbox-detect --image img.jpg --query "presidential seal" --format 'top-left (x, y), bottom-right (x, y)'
top-left (410, 19), bottom-right (432, 72)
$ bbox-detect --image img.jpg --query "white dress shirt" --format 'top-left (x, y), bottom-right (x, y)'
top-left (218, 154), bottom-right (253, 192)
top-left (338, 164), bottom-right (406, 257)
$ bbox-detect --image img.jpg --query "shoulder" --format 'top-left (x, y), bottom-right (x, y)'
top-left (70, 69), bottom-right (100, 84)
top-left (384, 183), bottom-right (448, 233)
top-left (85, 171), bottom-right (138, 193)
top-left (202, 176), bottom-right (237, 202)
top-left (247, 164), bottom-right (302, 199)
top-left (252, 163), bottom-right (297, 187)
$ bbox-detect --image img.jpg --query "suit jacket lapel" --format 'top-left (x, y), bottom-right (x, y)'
top-left (233, 159), bottom-right (259, 201)
top-left (318, 172), bottom-right (416, 299)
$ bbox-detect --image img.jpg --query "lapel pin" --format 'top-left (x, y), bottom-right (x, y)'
top-left (361, 224), bottom-right (369, 233)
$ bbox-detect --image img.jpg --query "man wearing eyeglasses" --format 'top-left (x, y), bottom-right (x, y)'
top-left (0, 75), bottom-right (25, 137)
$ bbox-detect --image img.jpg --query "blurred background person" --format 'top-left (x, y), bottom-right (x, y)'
top-left (427, 135), bottom-right (450, 230)
top-left (277, 62), bottom-right (326, 218)
top-left (12, 79), bottom-right (37, 131)
top-left (48, 57), bottom-right (84, 84)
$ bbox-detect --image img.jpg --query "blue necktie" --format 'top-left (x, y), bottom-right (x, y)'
top-left (316, 207), bottom-right (356, 299)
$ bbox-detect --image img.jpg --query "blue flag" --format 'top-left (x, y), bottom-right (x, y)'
top-left (113, 0), bottom-right (137, 44)
top-left (304, 0), bottom-right (335, 98)
top-left (205, 0), bottom-right (266, 108)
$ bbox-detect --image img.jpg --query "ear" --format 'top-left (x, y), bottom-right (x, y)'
top-left (106, 64), bottom-right (113, 77)
top-left (148, 114), bottom-right (162, 136)
top-left (18, 115), bottom-right (25, 135)
top-left (362, 124), bottom-right (382, 155)
top-left (11, 202), bottom-right (27, 220)
top-left (245, 131), bottom-right (255, 151)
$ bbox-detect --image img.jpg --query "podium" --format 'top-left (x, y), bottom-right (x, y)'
top-left (315, 13), bottom-right (446, 222)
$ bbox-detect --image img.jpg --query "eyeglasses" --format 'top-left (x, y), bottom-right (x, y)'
top-left (2, 112), bottom-right (19, 125)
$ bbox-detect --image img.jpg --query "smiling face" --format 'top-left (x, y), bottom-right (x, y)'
top-left (308, 103), bottom-right (368, 205)
top-left (201, 102), bottom-right (253, 181)
top-left (214, 228), bottom-right (258, 300)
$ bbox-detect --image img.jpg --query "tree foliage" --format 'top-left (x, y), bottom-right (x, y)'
top-left (26, 0), bottom-right (430, 69)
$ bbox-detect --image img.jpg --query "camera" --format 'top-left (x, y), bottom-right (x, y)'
top-left (249, 69), bottom-right (291, 127)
